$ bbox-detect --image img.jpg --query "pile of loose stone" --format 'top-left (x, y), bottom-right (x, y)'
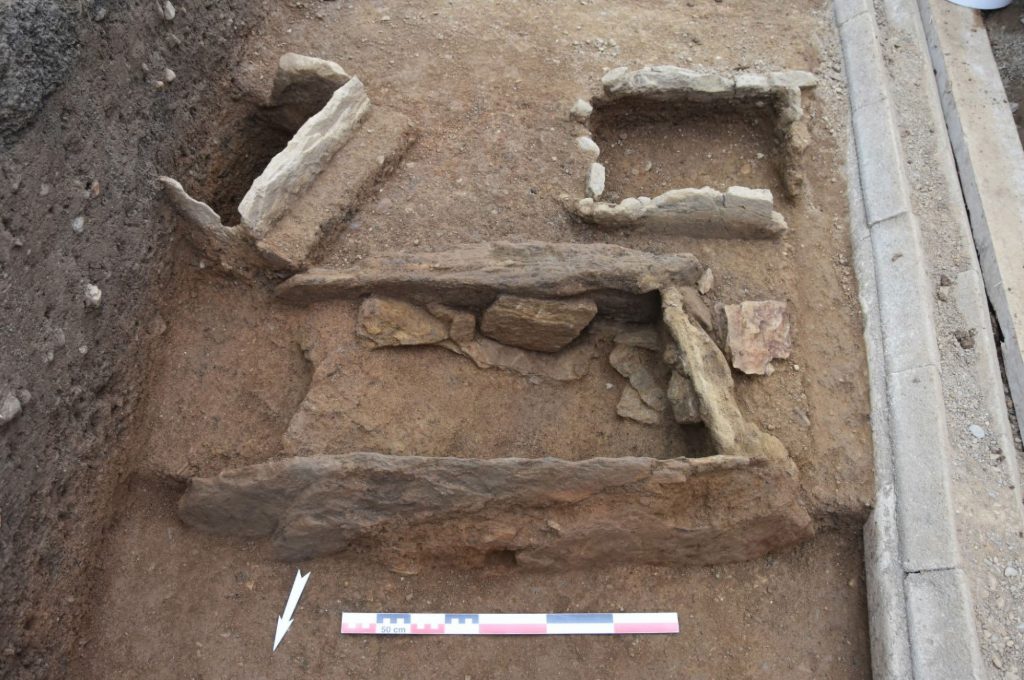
top-left (565, 65), bottom-right (817, 239)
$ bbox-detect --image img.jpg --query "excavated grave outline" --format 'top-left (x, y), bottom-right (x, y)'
top-left (158, 53), bottom-right (415, 274)
top-left (565, 66), bottom-right (817, 239)
top-left (177, 244), bottom-right (813, 568)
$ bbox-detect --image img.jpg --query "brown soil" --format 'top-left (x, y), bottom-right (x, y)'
top-left (3, 0), bottom-right (874, 678)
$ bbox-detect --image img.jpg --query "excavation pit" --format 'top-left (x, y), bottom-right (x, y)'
top-left (590, 101), bottom-right (786, 201)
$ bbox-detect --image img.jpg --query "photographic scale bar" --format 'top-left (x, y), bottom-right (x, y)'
top-left (341, 612), bottom-right (679, 636)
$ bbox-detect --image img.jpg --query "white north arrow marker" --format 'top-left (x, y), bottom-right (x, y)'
top-left (273, 569), bottom-right (310, 651)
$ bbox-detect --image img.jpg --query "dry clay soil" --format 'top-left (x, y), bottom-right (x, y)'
top-left (6, 1), bottom-right (875, 678)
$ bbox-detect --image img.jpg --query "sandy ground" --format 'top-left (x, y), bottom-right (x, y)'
top-left (59, 0), bottom-right (878, 678)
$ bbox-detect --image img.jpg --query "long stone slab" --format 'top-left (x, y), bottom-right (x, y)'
top-left (177, 452), bottom-right (813, 567)
top-left (275, 241), bottom-right (703, 321)
top-left (572, 187), bottom-right (787, 239)
top-left (917, 0), bottom-right (1024, 445)
top-left (238, 77), bottom-right (371, 239)
top-left (256, 106), bottom-right (417, 271)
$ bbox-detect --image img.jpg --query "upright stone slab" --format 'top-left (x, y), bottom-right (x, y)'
top-left (480, 296), bottom-right (598, 353)
top-left (239, 77), bottom-right (371, 239)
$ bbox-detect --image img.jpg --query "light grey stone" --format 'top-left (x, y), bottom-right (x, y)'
top-left (870, 212), bottom-right (942, 373)
top-left (852, 97), bottom-right (911, 226)
top-left (864, 492), bottom-right (913, 680)
top-left (888, 364), bottom-right (960, 572)
top-left (839, 11), bottom-right (890, 113)
top-left (576, 135), bottom-right (600, 159)
top-left (267, 53), bottom-right (351, 132)
top-left (904, 569), bottom-right (985, 679)
top-left (570, 98), bottom-right (593, 123)
top-left (239, 77), bottom-right (371, 239)
top-left (573, 186), bottom-right (787, 239)
top-left (83, 283), bottom-right (102, 308)
top-left (585, 162), bottom-right (605, 199)
top-left (601, 65), bottom-right (734, 102)
top-left (0, 392), bottom-right (22, 427)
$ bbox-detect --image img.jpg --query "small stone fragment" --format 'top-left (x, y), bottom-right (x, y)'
top-left (667, 371), bottom-right (701, 424)
top-left (954, 328), bottom-right (976, 350)
top-left (72, 216), bottom-right (85, 234)
top-left (576, 136), bottom-right (600, 159)
top-left (968, 424), bottom-right (986, 440)
top-left (697, 268), bottom-right (714, 295)
top-left (481, 296), bottom-right (598, 353)
top-left (609, 344), bottom-right (666, 411)
top-left (427, 303), bottom-right (477, 344)
top-left (616, 385), bottom-right (660, 425)
top-left (357, 296), bottom-right (448, 347)
top-left (570, 98), bottom-right (593, 123)
top-left (160, 0), bottom-right (175, 21)
top-left (724, 300), bottom-right (792, 375)
top-left (0, 392), bottom-right (22, 428)
top-left (84, 283), bottom-right (102, 308)
top-left (163, 68), bottom-right (176, 84)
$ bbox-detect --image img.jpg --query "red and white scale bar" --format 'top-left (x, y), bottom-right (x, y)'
top-left (341, 612), bottom-right (679, 636)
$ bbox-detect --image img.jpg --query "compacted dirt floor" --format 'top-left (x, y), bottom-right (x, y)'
top-left (55, 1), bottom-right (874, 677)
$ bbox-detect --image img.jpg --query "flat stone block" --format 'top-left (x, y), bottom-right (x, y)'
top-left (904, 569), bottom-right (984, 679)
top-left (887, 364), bottom-right (959, 572)
top-left (256, 106), bottom-right (416, 271)
top-left (869, 212), bottom-right (942, 373)
top-left (852, 98), bottom-right (910, 225)
top-left (864, 491), bottom-right (913, 680)
top-left (834, 0), bottom-right (873, 28)
top-left (839, 11), bottom-right (889, 113)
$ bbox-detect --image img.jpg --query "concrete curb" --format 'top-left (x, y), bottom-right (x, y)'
top-left (835, 0), bottom-right (984, 677)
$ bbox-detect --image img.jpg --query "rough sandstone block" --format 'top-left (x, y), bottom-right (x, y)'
top-left (177, 452), bottom-right (812, 567)
top-left (275, 241), bottom-right (703, 322)
top-left (480, 296), bottom-right (598, 353)
top-left (356, 296), bottom-right (448, 347)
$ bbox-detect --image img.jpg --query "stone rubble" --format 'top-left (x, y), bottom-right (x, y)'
top-left (480, 295), bottom-right (598, 353)
top-left (723, 300), bottom-right (792, 375)
top-left (570, 98), bottom-right (593, 123)
top-left (355, 294), bottom-right (595, 382)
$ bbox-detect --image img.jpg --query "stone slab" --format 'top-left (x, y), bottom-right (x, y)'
top-left (275, 241), bottom-right (703, 322)
top-left (178, 452), bottom-right (813, 567)
top-left (904, 569), bottom-right (984, 679)
top-left (573, 187), bottom-right (787, 239)
top-left (256, 106), bottom-right (416, 271)
top-left (888, 364), bottom-right (959, 573)
top-left (238, 77), bottom-right (371, 239)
